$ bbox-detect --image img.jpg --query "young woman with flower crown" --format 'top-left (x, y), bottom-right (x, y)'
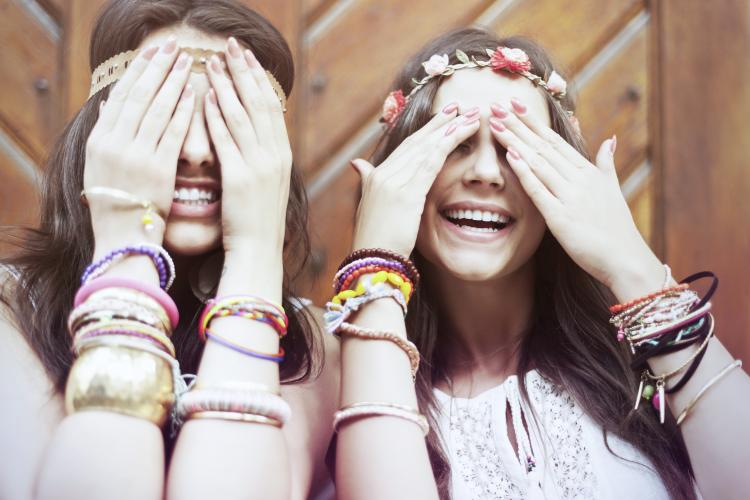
top-left (328, 28), bottom-right (750, 499)
top-left (0, 1), bottom-right (339, 499)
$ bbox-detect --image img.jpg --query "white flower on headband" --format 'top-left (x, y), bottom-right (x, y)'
top-left (422, 54), bottom-right (450, 76)
top-left (546, 71), bottom-right (567, 95)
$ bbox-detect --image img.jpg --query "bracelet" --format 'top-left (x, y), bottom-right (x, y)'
top-left (324, 286), bottom-right (408, 334)
top-left (334, 402), bottom-right (429, 436)
top-left (193, 379), bottom-right (280, 395)
top-left (188, 411), bottom-right (281, 427)
top-left (676, 360), bottom-right (742, 426)
top-left (176, 388), bottom-right (292, 426)
top-left (69, 294), bottom-right (171, 335)
top-left (199, 295), bottom-right (288, 339)
top-left (74, 277), bottom-right (179, 328)
top-left (204, 330), bottom-right (285, 363)
top-left (334, 258), bottom-right (406, 289)
top-left (339, 248), bottom-right (420, 290)
top-left (81, 244), bottom-right (175, 290)
top-left (337, 322), bottom-right (420, 379)
top-left (81, 186), bottom-right (163, 233)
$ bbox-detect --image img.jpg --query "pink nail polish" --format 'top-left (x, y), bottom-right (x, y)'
top-left (227, 37), bottom-right (241, 58)
top-left (210, 55), bottom-right (222, 73)
top-left (162, 36), bottom-right (177, 54)
top-left (442, 102), bottom-right (458, 114)
top-left (244, 49), bottom-right (258, 67)
top-left (511, 98), bottom-right (526, 114)
top-left (141, 46), bottom-right (159, 60)
top-left (444, 123), bottom-right (458, 136)
top-left (174, 52), bottom-right (189, 70)
top-left (463, 115), bottom-right (480, 125)
top-left (208, 89), bottom-right (217, 105)
top-left (463, 106), bottom-right (480, 118)
top-left (610, 134), bottom-right (617, 154)
top-left (492, 104), bottom-right (509, 118)
top-left (489, 117), bottom-right (506, 132)
top-left (507, 147), bottom-right (521, 160)
top-left (181, 84), bottom-right (194, 100)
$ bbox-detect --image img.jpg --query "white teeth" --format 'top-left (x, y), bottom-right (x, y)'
top-left (444, 208), bottom-right (511, 223)
top-left (458, 224), bottom-right (499, 233)
top-left (173, 187), bottom-right (219, 204)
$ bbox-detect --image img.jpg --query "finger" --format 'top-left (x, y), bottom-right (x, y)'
top-left (95, 45), bottom-right (159, 132)
top-left (350, 158), bottom-right (375, 183)
top-left (115, 37), bottom-right (181, 138)
top-left (507, 98), bottom-right (585, 167)
top-left (430, 112), bottom-right (481, 166)
top-left (505, 147), bottom-right (561, 215)
top-left (136, 52), bottom-right (193, 147)
top-left (490, 117), bottom-right (567, 197)
top-left (595, 135), bottom-right (618, 175)
top-left (205, 54), bottom-right (258, 156)
top-left (156, 84), bottom-right (195, 161)
top-left (204, 90), bottom-right (244, 178)
top-left (402, 103), bottom-right (461, 145)
top-left (492, 101), bottom-right (574, 181)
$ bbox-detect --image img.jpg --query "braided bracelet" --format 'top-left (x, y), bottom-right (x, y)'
top-left (337, 322), bottom-right (420, 379)
top-left (81, 244), bottom-right (175, 290)
top-left (175, 388), bottom-right (291, 426)
top-left (199, 295), bottom-right (288, 339)
top-left (334, 402), bottom-right (429, 436)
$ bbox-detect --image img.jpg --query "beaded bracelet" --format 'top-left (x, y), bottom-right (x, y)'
top-left (333, 402), bottom-right (429, 436)
top-left (676, 359), bottom-right (742, 426)
top-left (332, 270), bottom-right (413, 306)
top-left (81, 186), bottom-right (163, 233)
top-left (199, 295), bottom-right (288, 339)
top-left (338, 248), bottom-right (420, 290)
top-left (81, 244), bottom-right (175, 290)
top-left (336, 322), bottom-right (420, 379)
top-left (334, 258), bottom-right (407, 291)
top-left (336, 268), bottom-right (413, 301)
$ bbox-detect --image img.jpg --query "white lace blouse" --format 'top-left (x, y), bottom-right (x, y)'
top-left (434, 370), bottom-right (672, 500)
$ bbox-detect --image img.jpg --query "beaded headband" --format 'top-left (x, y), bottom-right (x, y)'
top-left (381, 46), bottom-right (570, 129)
top-left (89, 46), bottom-right (288, 111)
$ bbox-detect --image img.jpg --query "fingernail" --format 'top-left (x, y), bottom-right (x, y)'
top-left (463, 114), bottom-right (480, 125)
top-left (210, 55), bottom-right (222, 73)
top-left (489, 117), bottom-right (506, 132)
top-left (610, 134), bottom-right (617, 154)
top-left (507, 147), bottom-right (521, 160)
top-left (511, 98), bottom-right (526, 114)
top-left (141, 46), bottom-right (159, 60)
top-left (349, 160), bottom-right (358, 172)
top-left (162, 36), bottom-right (177, 54)
top-left (442, 102), bottom-right (458, 114)
top-left (181, 84), bottom-right (194, 100)
top-left (208, 88), bottom-right (217, 105)
top-left (491, 103), bottom-right (508, 118)
top-left (444, 123), bottom-right (458, 136)
top-left (174, 52), bottom-right (189, 70)
top-left (244, 49), bottom-right (258, 67)
top-left (227, 37), bottom-right (241, 58)
top-left (463, 106), bottom-right (480, 118)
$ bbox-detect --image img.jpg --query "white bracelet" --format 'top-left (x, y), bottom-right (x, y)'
top-left (333, 402), bottom-right (429, 436)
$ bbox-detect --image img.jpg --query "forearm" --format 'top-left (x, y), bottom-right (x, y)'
top-left (167, 252), bottom-right (290, 500)
top-left (337, 297), bottom-right (438, 500)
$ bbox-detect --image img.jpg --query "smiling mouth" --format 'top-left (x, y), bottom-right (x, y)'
top-left (441, 208), bottom-right (514, 233)
top-left (172, 187), bottom-right (221, 206)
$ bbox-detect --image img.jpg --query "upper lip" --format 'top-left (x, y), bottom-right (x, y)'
top-left (174, 177), bottom-right (221, 191)
top-left (440, 201), bottom-right (514, 219)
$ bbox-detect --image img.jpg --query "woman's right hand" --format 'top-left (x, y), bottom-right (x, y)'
top-left (84, 36), bottom-right (195, 251)
top-left (351, 105), bottom-right (479, 257)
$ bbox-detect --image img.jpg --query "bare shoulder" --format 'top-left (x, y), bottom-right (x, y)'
top-left (282, 303), bottom-right (340, 500)
top-left (0, 269), bottom-right (65, 500)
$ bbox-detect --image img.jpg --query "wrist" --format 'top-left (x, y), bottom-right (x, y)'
top-left (218, 245), bottom-right (283, 301)
top-left (607, 250), bottom-right (667, 304)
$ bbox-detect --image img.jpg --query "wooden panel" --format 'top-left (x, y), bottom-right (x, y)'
top-left (0, 0), bottom-right (60, 162)
top-left (627, 173), bottom-right (653, 246)
top-left (489, 0), bottom-right (644, 74)
top-left (300, 0), bottom-right (491, 176)
top-left (576, 24), bottom-right (648, 179)
top-left (655, 0), bottom-right (750, 361)
top-left (304, 0), bottom-right (337, 26)
top-left (0, 152), bottom-right (40, 255)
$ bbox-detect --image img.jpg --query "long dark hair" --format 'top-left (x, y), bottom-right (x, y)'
top-left (372, 28), bottom-right (694, 500)
top-left (0, 0), bottom-right (317, 393)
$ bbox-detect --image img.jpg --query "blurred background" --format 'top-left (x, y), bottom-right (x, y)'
top-left (1, 0), bottom-right (748, 361)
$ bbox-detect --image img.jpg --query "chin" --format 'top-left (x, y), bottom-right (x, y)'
top-left (426, 247), bottom-right (518, 282)
top-left (162, 219), bottom-right (222, 256)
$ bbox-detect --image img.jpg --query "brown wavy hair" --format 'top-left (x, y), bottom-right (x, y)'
top-left (372, 28), bottom-right (695, 500)
top-left (0, 0), bottom-right (317, 393)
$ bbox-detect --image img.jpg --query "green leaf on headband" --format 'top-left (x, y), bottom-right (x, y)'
top-left (455, 50), bottom-right (471, 65)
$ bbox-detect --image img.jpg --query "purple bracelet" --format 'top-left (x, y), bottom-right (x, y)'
top-left (81, 244), bottom-right (174, 290)
top-left (334, 258), bottom-right (406, 292)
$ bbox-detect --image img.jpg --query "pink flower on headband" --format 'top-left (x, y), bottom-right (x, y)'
top-left (490, 47), bottom-right (532, 73)
top-left (546, 71), bottom-right (567, 95)
top-left (422, 54), bottom-right (450, 76)
top-left (381, 89), bottom-right (406, 128)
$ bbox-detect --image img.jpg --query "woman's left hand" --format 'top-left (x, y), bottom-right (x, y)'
top-left (489, 98), bottom-right (665, 301)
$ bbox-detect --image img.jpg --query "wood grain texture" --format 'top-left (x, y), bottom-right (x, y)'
top-left (0, 0), bottom-right (61, 162)
top-left (0, 149), bottom-right (40, 253)
top-left (654, 0), bottom-right (750, 361)
top-left (299, 0), bottom-right (491, 176)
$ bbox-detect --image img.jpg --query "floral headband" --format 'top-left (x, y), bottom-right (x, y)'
top-left (381, 46), bottom-right (571, 129)
top-left (88, 46), bottom-right (288, 111)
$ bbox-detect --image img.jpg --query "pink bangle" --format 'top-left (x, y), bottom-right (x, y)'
top-left (74, 276), bottom-right (179, 328)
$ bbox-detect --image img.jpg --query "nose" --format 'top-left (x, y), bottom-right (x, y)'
top-left (462, 134), bottom-right (506, 190)
top-left (178, 108), bottom-right (216, 168)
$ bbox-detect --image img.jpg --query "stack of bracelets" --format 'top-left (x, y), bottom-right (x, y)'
top-left (327, 248), bottom-right (429, 437)
top-left (610, 266), bottom-right (742, 425)
top-left (65, 244), bottom-right (181, 426)
top-left (172, 295), bottom-right (291, 427)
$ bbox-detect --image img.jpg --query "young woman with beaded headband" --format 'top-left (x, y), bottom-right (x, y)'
top-left (0, 1), bottom-right (339, 499)
top-left (329, 28), bottom-right (750, 499)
